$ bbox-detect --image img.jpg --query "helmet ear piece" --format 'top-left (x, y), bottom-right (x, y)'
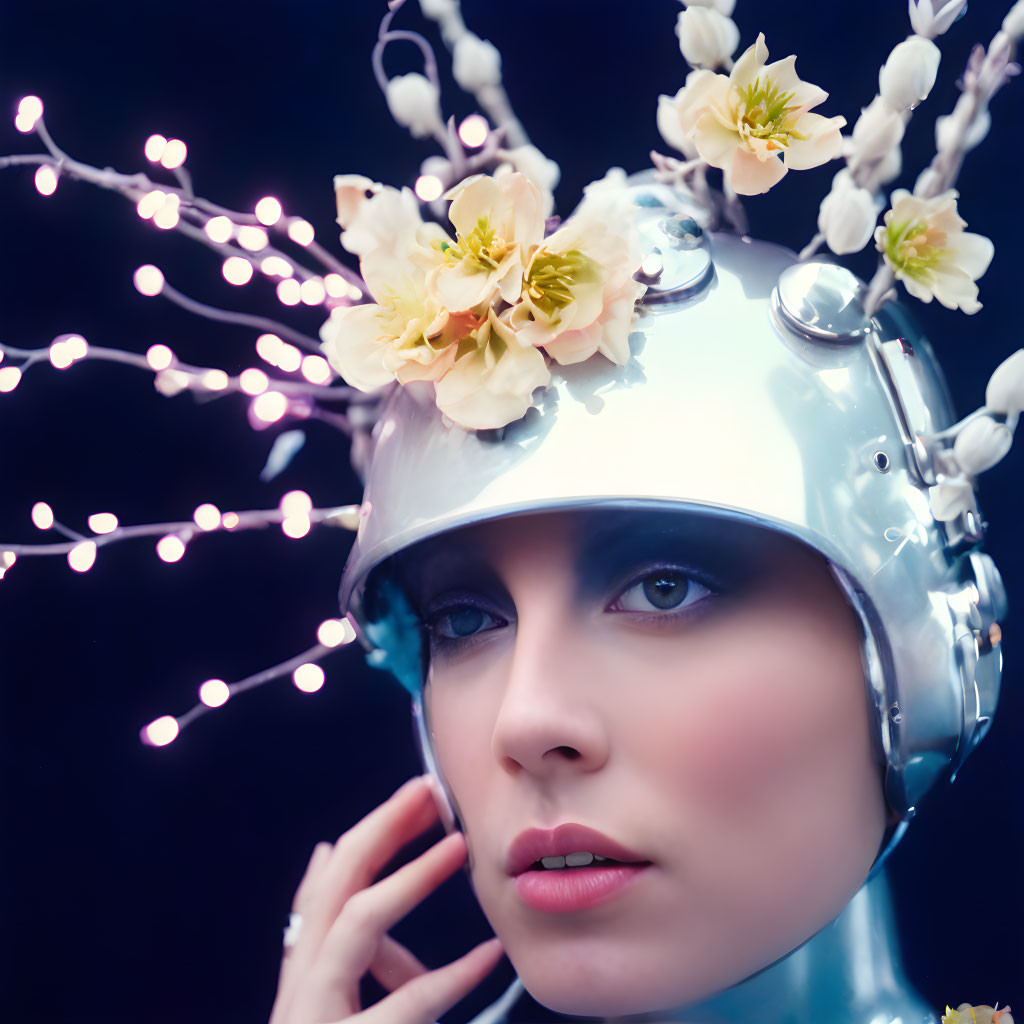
top-left (413, 690), bottom-right (459, 836)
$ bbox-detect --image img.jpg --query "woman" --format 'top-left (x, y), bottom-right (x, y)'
top-left (268, 179), bottom-right (1012, 1021)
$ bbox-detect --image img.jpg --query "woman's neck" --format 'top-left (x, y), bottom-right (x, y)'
top-left (607, 870), bottom-right (934, 1024)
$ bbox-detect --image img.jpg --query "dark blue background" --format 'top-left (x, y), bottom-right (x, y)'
top-left (1, 2), bottom-right (1021, 1021)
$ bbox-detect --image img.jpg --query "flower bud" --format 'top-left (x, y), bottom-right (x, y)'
top-left (929, 480), bottom-right (973, 521)
top-left (333, 174), bottom-right (378, 228)
top-left (986, 349), bottom-right (1024, 416)
top-left (879, 35), bottom-right (941, 111)
top-left (1003, 0), bottom-right (1024, 41)
top-left (817, 176), bottom-right (877, 255)
top-left (935, 103), bottom-right (990, 154)
top-left (452, 33), bottom-right (502, 92)
top-left (851, 95), bottom-right (905, 163)
top-left (675, 7), bottom-right (739, 69)
top-left (953, 415), bottom-right (1013, 475)
top-left (385, 73), bottom-right (442, 139)
top-left (682, 0), bottom-right (736, 14)
top-left (419, 0), bottom-right (455, 18)
top-left (908, 0), bottom-right (966, 39)
top-left (499, 144), bottom-right (561, 193)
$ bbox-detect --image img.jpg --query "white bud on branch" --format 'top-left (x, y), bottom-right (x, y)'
top-left (908, 0), bottom-right (967, 40)
top-left (986, 349), bottom-right (1024, 417)
top-left (452, 33), bottom-right (503, 92)
top-left (385, 73), bottom-right (443, 139)
top-left (818, 174), bottom-right (877, 255)
top-left (953, 415), bottom-right (1014, 475)
top-left (879, 35), bottom-right (941, 111)
top-left (675, 7), bottom-right (739, 70)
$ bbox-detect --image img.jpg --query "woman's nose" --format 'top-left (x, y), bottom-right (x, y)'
top-left (489, 610), bottom-right (611, 778)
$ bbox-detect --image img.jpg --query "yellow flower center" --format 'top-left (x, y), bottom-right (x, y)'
top-left (525, 249), bottom-right (600, 318)
top-left (882, 215), bottom-right (948, 278)
top-left (732, 76), bottom-right (805, 151)
top-left (442, 216), bottom-right (513, 272)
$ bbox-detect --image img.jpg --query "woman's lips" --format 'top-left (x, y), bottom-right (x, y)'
top-left (506, 823), bottom-right (651, 912)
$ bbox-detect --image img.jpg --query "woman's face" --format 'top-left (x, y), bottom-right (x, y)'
top-left (403, 511), bottom-right (887, 1016)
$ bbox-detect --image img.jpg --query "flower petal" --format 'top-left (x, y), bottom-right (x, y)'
top-left (319, 304), bottom-right (399, 392)
top-left (783, 113), bottom-right (846, 169)
top-left (729, 146), bottom-right (788, 195)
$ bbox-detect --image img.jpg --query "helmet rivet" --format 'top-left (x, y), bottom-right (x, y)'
top-left (873, 451), bottom-right (890, 473)
top-left (888, 703), bottom-right (902, 723)
top-left (636, 250), bottom-right (664, 283)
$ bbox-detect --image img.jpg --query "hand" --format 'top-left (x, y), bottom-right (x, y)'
top-left (269, 776), bottom-right (504, 1024)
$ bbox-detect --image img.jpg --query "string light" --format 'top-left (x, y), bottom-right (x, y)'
top-left (160, 138), bottom-right (188, 170)
top-left (153, 193), bottom-right (181, 230)
top-left (87, 513), bottom-right (119, 535)
top-left (239, 367), bottom-right (268, 395)
top-left (136, 189), bottom-right (166, 219)
top-left (134, 264), bottom-right (165, 297)
top-left (145, 344), bottom-right (174, 371)
top-left (0, 366), bottom-right (23, 392)
top-left (204, 216), bottom-right (233, 243)
top-left (221, 513), bottom-right (240, 529)
top-left (301, 354), bottom-right (331, 384)
top-left (276, 342), bottom-right (301, 373)
top-left (292, 663), bottom-right (325, 693)
top-left (299, 278), bottom-right (326, 306)
top-left (67, 541), bottom-right (97, 573)
top-left (48, 339), bottom-right (75, 370)
top-left (280, 490), bottom-right (313, 517)
top-left (192, 503), bottom-right (222, 531)
top-left (252, 391), bottom-right (288, 423)
top-left (237, 225), bottom-right (269, 252)
top-left (286, 218), bottom-right (314, 246)
top-left (15, 95), bottom-right (44, 134)
top-left (65, 335), bottom-right (88, 360)
top-left (414, 174), bottom-right (443, 201)
top-left (143, 134), bottom-right (167, 162)
top-left (0, 551), bottom-right (16, 580)
top-left (458, 113), bottom-right (489, 148)
top-left (255, 196), bottom-right (283, 226)
top-left (317, 618), bottom-right (356, 648)
top-left (282, 515), bottom-right (311, 539)
top-left (31, 502), bottom-right (54, 530)
top-left (324, 273), bottom-right (347, 298)
top-left (199, 679), bottom-right (230, 708)
top-left (34, 165), bottom-right (58, 196)
top-left (200, 369), bottom-right (229, 391)
top-left (260, 256), bottom-right (293, 278)
top-left (255, 333), bottom-right (283, 366)
top-left (276, 279), bottom-right (301, 305)
top-left (141, 715), bottom-right (179, 747)
top-left (222, 256), bottom-right (254, 286)
top-left (156, 534), bottom-right (187, 563)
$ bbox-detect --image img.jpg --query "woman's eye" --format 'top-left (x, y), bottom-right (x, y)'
top-left (614, 570), bottom-right (711, 614)
top-left (429, 605), bottom-right (501, 640)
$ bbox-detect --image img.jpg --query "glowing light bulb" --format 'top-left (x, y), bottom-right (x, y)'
top-left (317, 618), bottom-right (356, 648)
top-left (414, 174), bottom-right (444, 202)
top-left (282, 515), bottom-right (311, 539)
top-left (292, 663), bottom-right (325, 693)
top-left (160, 138), bottom-right (187, 169)
top-left (65, 335), bottom-right (88, 360)
top-left (34, 164), bottom-right (58, 196)
top-left (237, 225), bottom-right (269, 252)
top-left (276, 342), bottom-right (301, 373)
top-left (323, 274), bottom-right (347, 298)
top-left (300, 278), bottom-right (326, 306)
top-left (255, 333), bottom-right (283, 366)
top-left (153, 194), bottom-right (180, 230)
top-left (287, 218), bottom-right (314, 246)
top-left (280, 490), bottom-right (313, 517)
top-left (144, 133), bottom-right (167, 162)
top-left (204, 216), bottom-right (233, 243)
top-left (255, 196), bottom-right (283, 226)
top-left (222, 256), bottom-right (254, 286)
top-left (88, 512), bottom-right (119, 535)
top-left (156, 534), bottom-right (186, 563)
top-left (239, 367), bottom-right (268, 395)
top-left (15, 95), bottom-right (44, 133)
top-left (199, 679), bottom-right (230, 708)
top-left (260, 256), bottom-right (293, 278)
top-left (142, 715), bottom-right (179, 747)
top-left (31, 502), bottom-right (54, 530)
top-left (458, 114), bottom-right (489, 148)
top-left (136, 189), bottom-right (165, 220)
top-left (0, 367), bottom-right (22, 393)
top-left (200, 369), bottom-right (228, 391)
top-left (252, 391), bottom-right (287, 423)
top-left (48, 340), bottom-right (73, 370)
top-left (276, 279), bottom-right (301, 306)
top-left (0, 551), bottom-right (16, 580)
top-left (68, 540), bottom-right (97, 573)
top-left (221, 512), bottom-right (240, 530)
top-left (146, 344), bottom-right (174, 371)
top-left (134, 264), bottom-right (165, 297)
top-left (300, 355), bottom-right (331, 385)
top-left (193, 503), bottom-right (221, 531)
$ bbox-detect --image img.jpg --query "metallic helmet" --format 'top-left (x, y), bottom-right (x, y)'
top-left (339, 175), bottom-right (1006, 821)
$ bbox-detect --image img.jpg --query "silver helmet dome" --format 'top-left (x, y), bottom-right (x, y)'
top-left (339, 176), bottom-right (1005, 821)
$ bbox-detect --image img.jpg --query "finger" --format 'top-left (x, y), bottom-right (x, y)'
top-left (356, 938), bottom-right (504, 1024)
top-left (369, 935), bottom-right (429, 992)
top-left (297, 833), bottom-right (468, 1021)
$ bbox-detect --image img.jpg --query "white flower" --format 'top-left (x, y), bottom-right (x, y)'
top-left (452, 33), bottom-right (503, 92)
top-left (908, 0), bottom-right (967, 39)
top-left (658, 34), bottom-right (845, 195)
top-left (419, 0), bottom-right (456, 19)
top-left (929, 479), bottom-right (975, 521)
top-left (385, 73), bottom-right (443, 139)
top-left (657, 85), bottom-right (701, 159)
top-left (878, 35), bottom-right (941, 111)
top-left (817, 174), bottom-right (877, 255)
top-left (1004, 1), bottom-right (1024, 41)
top-left (850, 95), bottom-right (906, 164)
top-left (875, 189), bottom-right (993, 313)
top-left (433, 307), bottom-right (550, 429)
top-left (681, 0), bottom-right (736, 16)
top-left (333, 174), bottom-right (380, 229)
top-left (986, 349), bottom-right (1024, 417)
top-left (675, 7), bottom-right (739, 70)
top-left (495, 144), bottom-right (560, 217)
top-left (952, 415), bottom-right (1013, 475)
top-left (429, 172), bottom-right (546, 311)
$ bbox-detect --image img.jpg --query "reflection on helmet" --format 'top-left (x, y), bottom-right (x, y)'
top-left (341, 175), bottom-right (1005, 827)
